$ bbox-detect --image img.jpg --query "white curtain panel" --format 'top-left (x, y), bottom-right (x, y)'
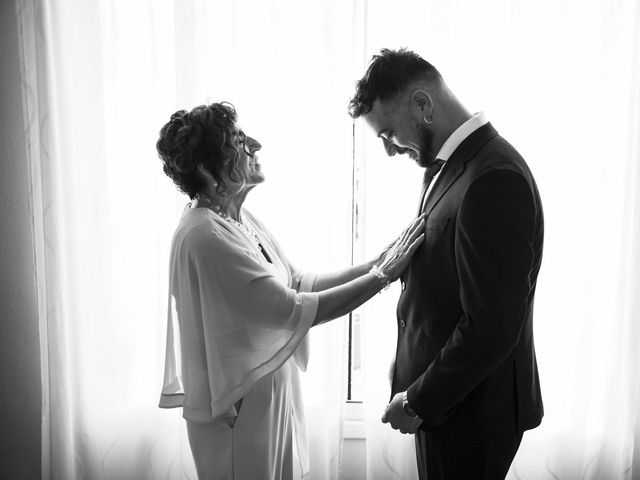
top-left (359, 0), bottom-right (640, 479)
top-left (17, 0), bottom-right (640, 478)
top-left (17, 0), bottom-right (356, 478)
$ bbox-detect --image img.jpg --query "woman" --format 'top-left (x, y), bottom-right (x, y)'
top-left (156, 102), bottom-right (424, 480)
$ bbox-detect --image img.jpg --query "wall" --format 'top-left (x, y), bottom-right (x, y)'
top-left (0, 1), bottom-right (42, 479)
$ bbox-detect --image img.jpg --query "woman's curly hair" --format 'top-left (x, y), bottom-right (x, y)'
top-left (156, 102), bottom-right (247, 199)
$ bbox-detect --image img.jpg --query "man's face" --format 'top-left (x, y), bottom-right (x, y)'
top-left (363, 98), bottom-right (436, 168)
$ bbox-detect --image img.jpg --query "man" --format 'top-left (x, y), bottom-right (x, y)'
top-left (349, 49), bottom-right (544, 479)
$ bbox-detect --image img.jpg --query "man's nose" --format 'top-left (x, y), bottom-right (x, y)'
top-left (383, 138), bottom-right (398, 157)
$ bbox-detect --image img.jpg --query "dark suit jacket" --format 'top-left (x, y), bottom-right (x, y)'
top-left (392, 122), bottom-right (544, 441)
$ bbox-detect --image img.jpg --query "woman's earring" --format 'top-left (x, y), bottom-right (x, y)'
top-left (423, 114), bottom-right (433, 125)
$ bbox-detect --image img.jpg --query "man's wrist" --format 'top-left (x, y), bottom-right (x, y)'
top-left (402, 391), bottom-right (417, 417)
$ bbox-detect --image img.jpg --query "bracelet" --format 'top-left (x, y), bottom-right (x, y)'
top-left (369, 265), bottom-right (391, 290)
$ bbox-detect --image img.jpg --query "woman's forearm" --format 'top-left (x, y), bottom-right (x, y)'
top-left (312, 259), bottom-right (376, 292)
top-left (313, 272), bottom-right (387, 326)
top-left (311, 213), bottom-right (426, 326)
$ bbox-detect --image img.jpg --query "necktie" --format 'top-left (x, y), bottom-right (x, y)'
top-left (417, 159), bottom-right (445, 215)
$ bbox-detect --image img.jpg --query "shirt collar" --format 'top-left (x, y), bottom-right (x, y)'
top-left (435, 111), bottom-right (488, 162)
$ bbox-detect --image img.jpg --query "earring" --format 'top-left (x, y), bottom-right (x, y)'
top-left (423, 114), bottom-right (433, 124)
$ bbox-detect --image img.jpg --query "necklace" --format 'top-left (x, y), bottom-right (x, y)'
top-left (218, 210), bottom-right (262, 246)
top-left (195, 194), bottom-right (262, 246)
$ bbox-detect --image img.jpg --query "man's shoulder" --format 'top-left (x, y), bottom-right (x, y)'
top-left (478, 132), bottom-right (524, 163)
top-left (468, 134), bottom-right (534, 184)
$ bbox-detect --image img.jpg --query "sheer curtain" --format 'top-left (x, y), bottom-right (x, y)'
top-left (17, 0), bottom-right (358, 478)
top-left (18, 0), bottom-right (640, 478)
top-left (359, 0), bottom-right (640, 479)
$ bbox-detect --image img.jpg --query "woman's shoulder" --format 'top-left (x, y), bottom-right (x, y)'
top-left (174, 208), bottom-right (232, 251)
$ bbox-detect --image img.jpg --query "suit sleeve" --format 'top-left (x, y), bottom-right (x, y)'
top-left (406, 168), bottom-right (537, 426)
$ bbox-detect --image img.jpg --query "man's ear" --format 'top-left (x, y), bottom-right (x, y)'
top-left (410, 89), bottom-right (434, 116)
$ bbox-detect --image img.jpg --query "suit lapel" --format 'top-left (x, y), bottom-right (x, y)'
top-left (422, 122), bottom-right (499, 216)
top-left (423, 159), bottom-right (465, 217)
top-left (417, 182), bottom-right (429, 216)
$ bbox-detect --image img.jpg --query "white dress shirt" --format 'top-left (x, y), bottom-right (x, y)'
top-left (421, 112), bottom-right (489, 211)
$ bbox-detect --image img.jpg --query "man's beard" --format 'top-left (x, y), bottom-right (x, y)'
top-left (415, 126), bottom-right (436, 168)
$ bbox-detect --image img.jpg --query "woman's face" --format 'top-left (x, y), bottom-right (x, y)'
top-left (234, 127), bottom-right (264, 187)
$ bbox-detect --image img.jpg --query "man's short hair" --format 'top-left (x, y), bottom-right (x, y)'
top-left (349, 48), bottom-right (442, 118)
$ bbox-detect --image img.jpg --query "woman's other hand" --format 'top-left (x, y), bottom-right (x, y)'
top-left (377, 214), bottom-right (426, 282)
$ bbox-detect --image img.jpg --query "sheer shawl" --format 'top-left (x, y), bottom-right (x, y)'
top-left (159, 207), bottom-right (318, 422)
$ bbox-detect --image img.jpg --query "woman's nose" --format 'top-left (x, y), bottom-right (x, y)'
top-left (248, 136), bottom-right (262, 152)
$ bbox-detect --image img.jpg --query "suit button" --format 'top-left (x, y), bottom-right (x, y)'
top-left (399, 318), bottom-right (406, 328)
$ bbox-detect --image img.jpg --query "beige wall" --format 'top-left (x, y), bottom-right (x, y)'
top-left (0, 1), bottom-right (42, 479)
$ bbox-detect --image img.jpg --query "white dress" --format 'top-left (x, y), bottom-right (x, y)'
top-left (159, 206), bottom-right (319, 479)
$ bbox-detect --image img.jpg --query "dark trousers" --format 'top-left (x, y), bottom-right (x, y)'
top-left (415, 430), bottom-right (523, 480)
